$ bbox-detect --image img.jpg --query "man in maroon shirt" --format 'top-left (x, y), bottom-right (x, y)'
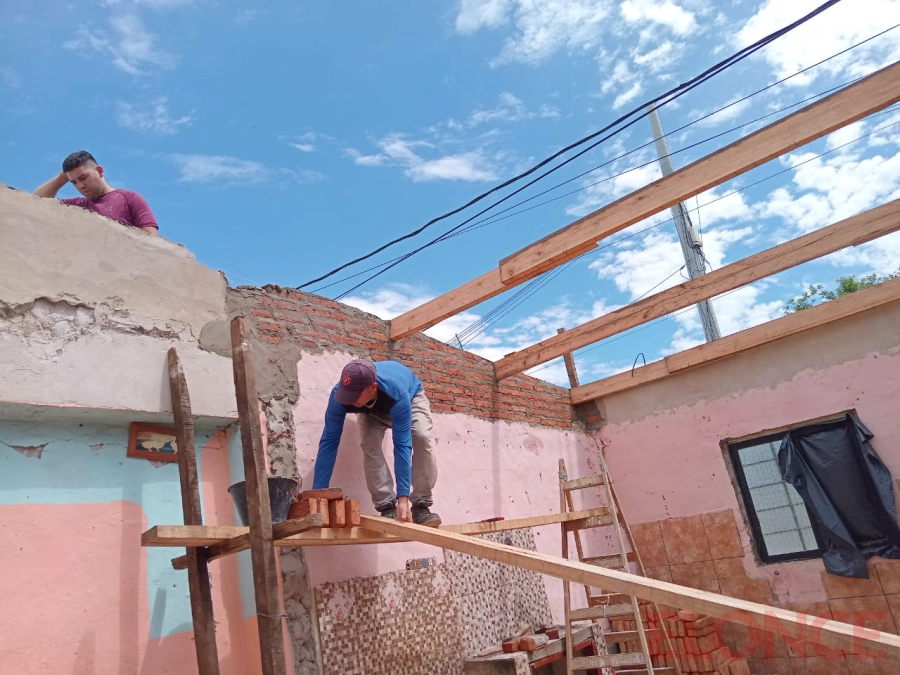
top-left (34, 150), bottom-right (159, 235)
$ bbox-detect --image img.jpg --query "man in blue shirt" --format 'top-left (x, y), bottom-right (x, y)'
top-left (312, 359), bottom-right (440, 526)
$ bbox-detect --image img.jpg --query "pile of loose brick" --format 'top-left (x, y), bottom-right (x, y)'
top-left (610, 605), bottom-right (750, 675)
top-left (288, 488), bottom-right (360, 528)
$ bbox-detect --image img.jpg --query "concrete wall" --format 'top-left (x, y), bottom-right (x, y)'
top-left (597, 298), bottom-right (900, 674)
top-left (0, 185), bottom-right (236, 419)
top-left (0, 186), bottom-right (261, 674)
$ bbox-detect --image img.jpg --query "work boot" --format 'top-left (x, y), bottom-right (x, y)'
top-left (412, 505), bottom-right (442, 528)
top-left (377, 503), bottom-right (397, 519)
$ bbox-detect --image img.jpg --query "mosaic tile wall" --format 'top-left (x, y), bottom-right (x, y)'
top-left (314, 528), bottom-right (554, 675)
top-left (444, 529), bottom-right (554, 657)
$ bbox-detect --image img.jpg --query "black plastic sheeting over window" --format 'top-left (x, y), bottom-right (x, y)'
top-left (778, 412), bottom-right (900, 578)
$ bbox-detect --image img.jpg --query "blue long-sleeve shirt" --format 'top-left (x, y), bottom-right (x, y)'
top-left (312, 360), bottom-right (423, 497)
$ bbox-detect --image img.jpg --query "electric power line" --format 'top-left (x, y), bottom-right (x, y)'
top-left (300, 0), bottom-right (844, 293)
top-left (314, 17), bottom-right (898, 299)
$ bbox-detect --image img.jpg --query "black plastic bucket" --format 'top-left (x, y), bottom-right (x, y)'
top-left (228, 477), bottom-right (298, 526)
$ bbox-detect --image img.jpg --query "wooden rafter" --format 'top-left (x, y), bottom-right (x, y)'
top-left (570, 275), bottom-right (900, 403)
top-left (358, 515), bottom-right (900, 661)
top-left (388, 61), bottom-right (900, 342)
top-left (494, 198), bottom-right (900, 379)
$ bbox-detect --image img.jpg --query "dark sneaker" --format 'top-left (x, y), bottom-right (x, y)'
top-left (378, 505), bottom-right (397, 519)
top-left (412, 506), bottom-right (442, 528)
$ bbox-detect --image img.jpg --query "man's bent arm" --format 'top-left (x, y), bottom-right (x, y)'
top-left (127, 192), bottom-right (160, 235)
top-left (312, 394), bottom-right (347, 489)
top-left (389, 395), bottom-right (414, 498)
top-left (34, 172), bottom-right (69, 198)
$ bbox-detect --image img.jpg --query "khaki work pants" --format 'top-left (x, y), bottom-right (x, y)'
top-left (357, 391), bottom-right (438, 511)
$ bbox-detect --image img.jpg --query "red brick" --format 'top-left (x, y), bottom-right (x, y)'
top-left (251, 308), bottom-right (272, 318)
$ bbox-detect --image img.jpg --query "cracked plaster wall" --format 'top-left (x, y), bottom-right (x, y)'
top-left (0, 185), bottom-right (237, 418)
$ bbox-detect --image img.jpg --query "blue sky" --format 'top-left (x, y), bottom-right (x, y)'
top-left (3, 0), bottom-right (900, 386)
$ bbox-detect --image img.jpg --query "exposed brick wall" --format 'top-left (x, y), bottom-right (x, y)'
top-left (236, 285), bottom-right (578, 429)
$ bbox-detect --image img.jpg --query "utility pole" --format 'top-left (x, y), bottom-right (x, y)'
top-left (647, 104), bottom-right (721, 342)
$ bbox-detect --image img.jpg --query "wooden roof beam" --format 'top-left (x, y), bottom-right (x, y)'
top-left (494, 199), bottom-right (900, 379)
top-left (388, 61), bottom-right (900, 342)
top-left (570, 275), bottom-right (900, 403)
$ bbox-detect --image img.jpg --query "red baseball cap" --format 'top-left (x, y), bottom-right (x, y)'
top-left (335, 359), bottom-right (377, 404)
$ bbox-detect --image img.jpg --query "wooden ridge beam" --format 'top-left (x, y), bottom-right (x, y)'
top-left (358, 515), bottom-right (900, 661)
top-left (388, 61), bottom-right (900, 341)
top-left (570, 275), bottom-right (900, 403)
top-left (495, 198), bottom-right (900, 379)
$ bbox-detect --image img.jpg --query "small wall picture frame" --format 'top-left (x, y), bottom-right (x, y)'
top-left (127, 422), bottom-right (178, 463)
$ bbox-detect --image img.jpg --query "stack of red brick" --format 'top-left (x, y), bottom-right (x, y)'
top-left (288, 488), bottom-right (360, 528)
top-left (610, 606), bottom-right (750, 675)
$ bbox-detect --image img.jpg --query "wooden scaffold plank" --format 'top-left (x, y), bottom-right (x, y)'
top-left (358, 515), bottom-right (900, 661)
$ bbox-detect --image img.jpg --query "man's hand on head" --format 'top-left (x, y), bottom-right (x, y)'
top-left (396, 496), bottom-right (412, 522)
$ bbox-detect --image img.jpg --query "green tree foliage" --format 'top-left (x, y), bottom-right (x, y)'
top-left (784, 269), bottom-right (900, 315)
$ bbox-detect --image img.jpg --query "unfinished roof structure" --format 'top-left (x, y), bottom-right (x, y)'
top-left (3, 61), bottom-right (900, 675)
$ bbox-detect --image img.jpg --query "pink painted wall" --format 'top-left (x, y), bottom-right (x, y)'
top-left (597, 301), bottom-right (900, 604)
top-left (0, 427), bottom-right (258, 675)
top-left (292, 350), bottom-right (600, 619)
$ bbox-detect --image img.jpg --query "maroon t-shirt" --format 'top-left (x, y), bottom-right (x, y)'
top-left (61, 189), bottom-right (158, 230)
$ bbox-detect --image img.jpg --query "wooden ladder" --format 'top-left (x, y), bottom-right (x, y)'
top-left (559, 457), bottom-right (681, 675)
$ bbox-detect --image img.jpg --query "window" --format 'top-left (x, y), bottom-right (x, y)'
top-left (727, 432), bottom-right (824, 564)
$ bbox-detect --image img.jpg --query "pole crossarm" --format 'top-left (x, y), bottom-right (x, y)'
top-left (358, 515), bottom-right (900, 661)
top-left (494, 198), bottom-right (900, 380)
top-left (570, 275), bottom-right (900, 403)
top-left (388, 61), bottom-right (900, 342)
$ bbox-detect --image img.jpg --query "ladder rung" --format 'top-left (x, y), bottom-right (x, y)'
top-left (602, 628), bottom-right (665, 643)
top-left (564, 514), bottom-right (613, 531)
top-left (583, 551), bottom-right (636, 568)
top-left (603, 669), bottom-right (677, 675)
top-left (562, 475), bottom-right (606, 491)
top-left (569, 652), bottom-right (645, 670)
top-left (568, 602), bottom-right (633, 620)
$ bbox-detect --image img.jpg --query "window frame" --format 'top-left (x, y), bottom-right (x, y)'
top-left (726, 428), bottom-right (828, 564)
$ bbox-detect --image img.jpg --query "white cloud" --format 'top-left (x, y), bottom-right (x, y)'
top-left (347, 134), bottom-right (499, 182)
top-left (621, 0), bottom-right (696, 36)
top-left (341, 284), bottom-right (482, 344)
top-left (614, 82), bottom-right (643, 109)
top-left (455, 0), bottom-right (513, 34)
top-left (64, 13), bottom-right (175, 75)
top-left (342, 282), bottom-right (624, 386)
top-left (735, 0), bottom-right (900, 86)
top-left (171, 154), bottom-right (269, 184)
top-left (234, 8), bottom-right (262, 24)
top-left (170, 154), bottom-right (325, 186)
top-left (467, 91), bottom-right (560, 126)
top-left (115, 97), bottom-right (192, 135)
top-left (454, 0), bottom-right (613, 65)
top-left (285, 131), bottom-right (331, 153)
